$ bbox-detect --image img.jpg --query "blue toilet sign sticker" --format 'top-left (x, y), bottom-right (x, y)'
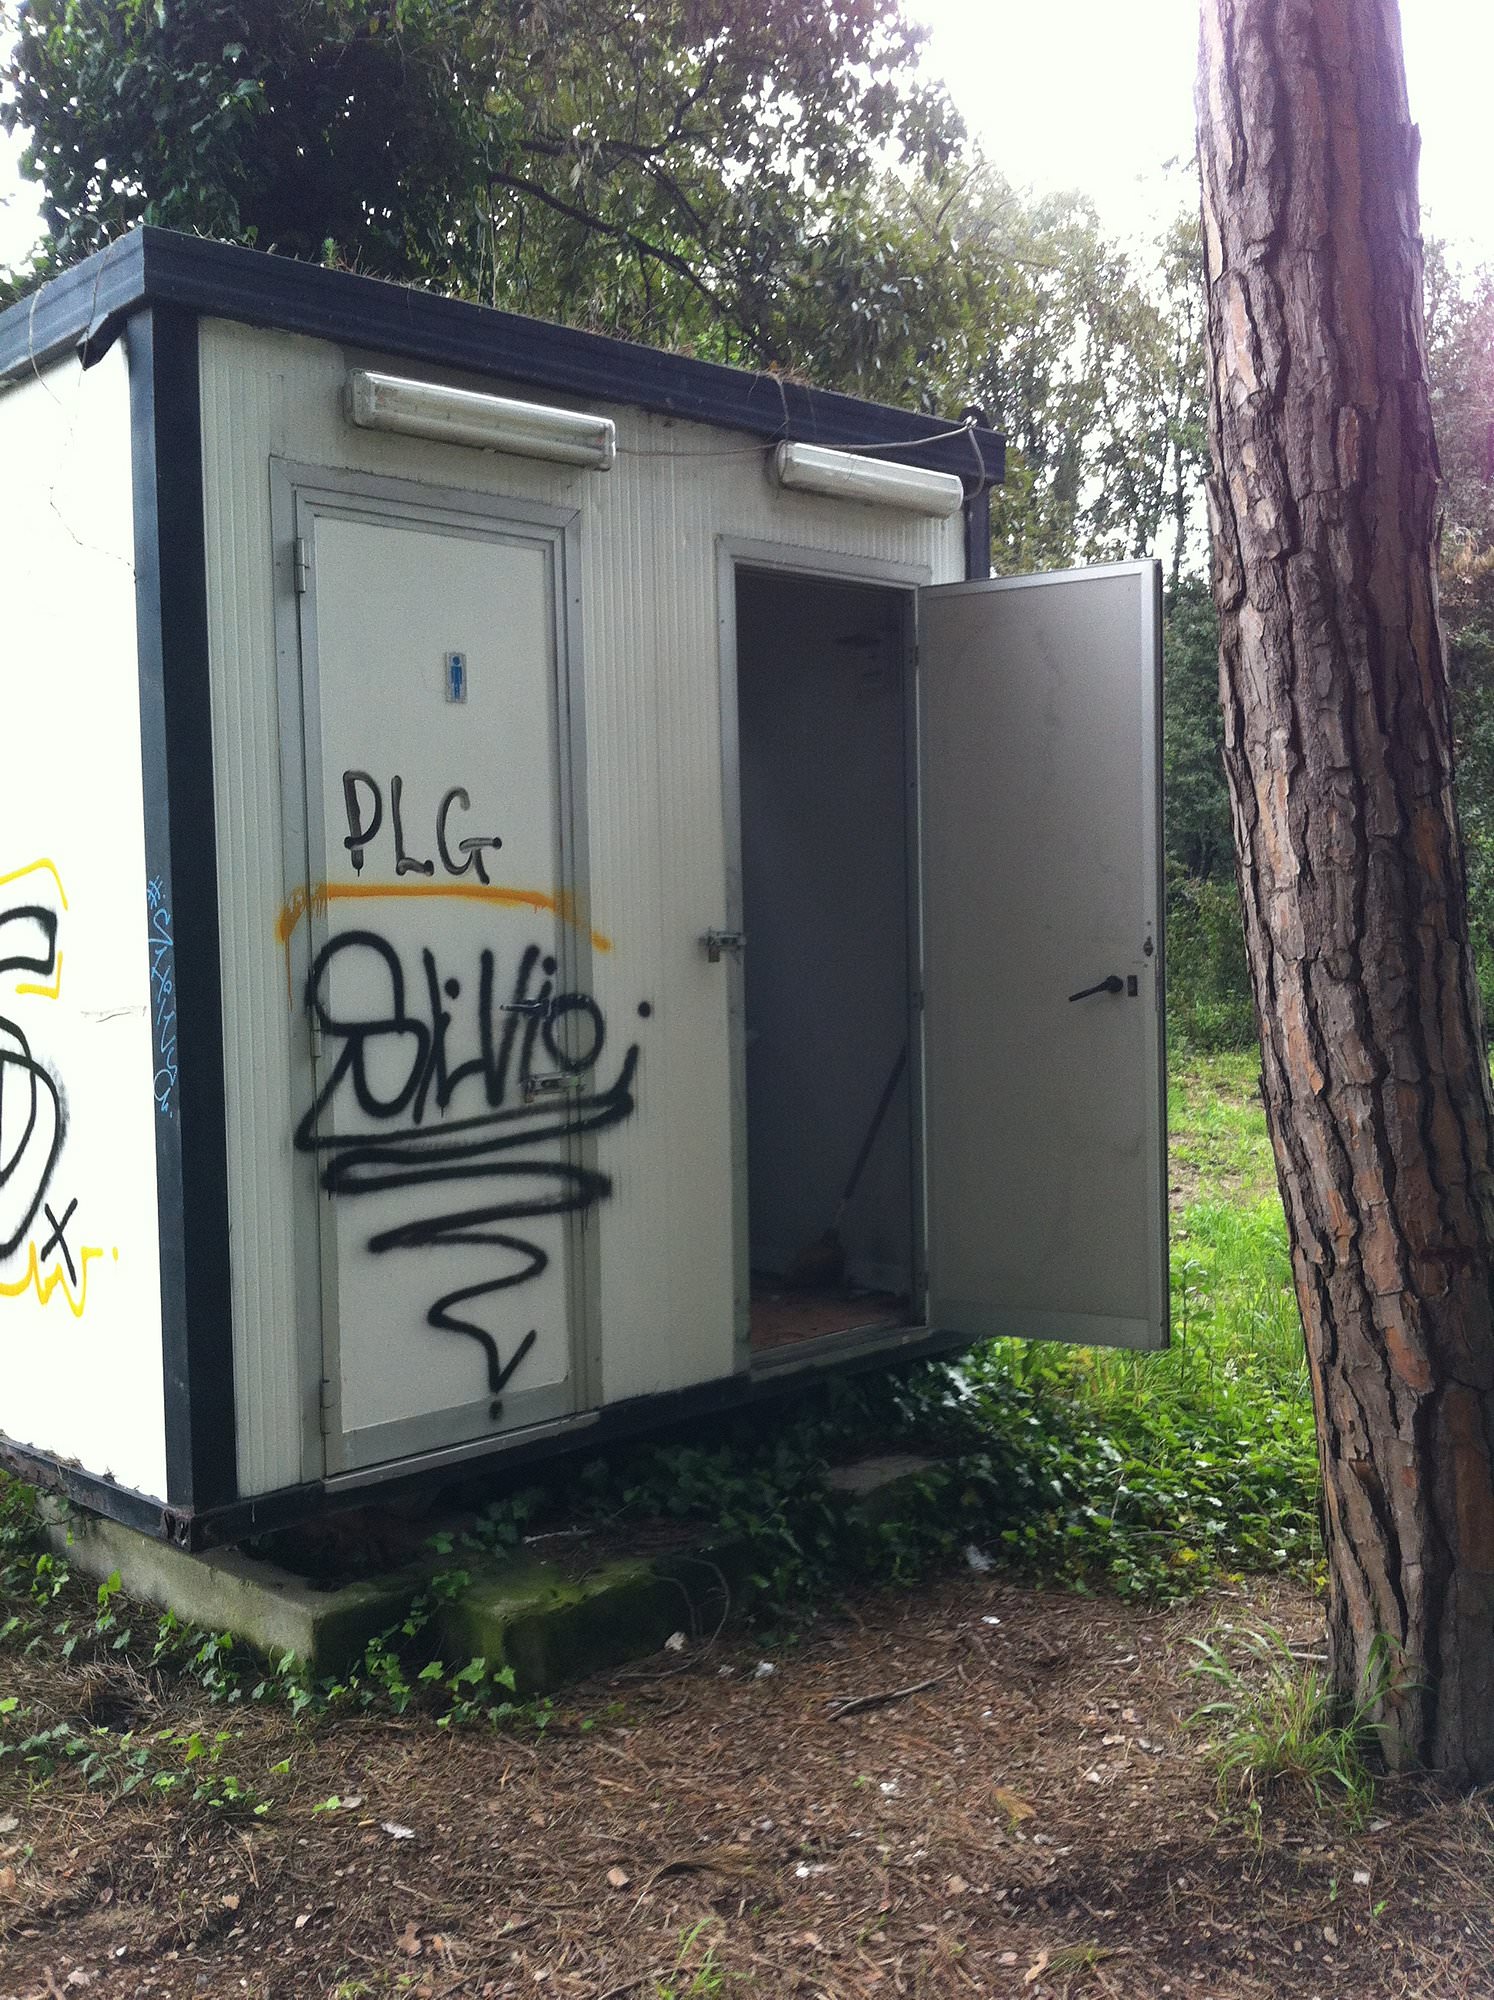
top-left (445, 650), bottom-right (468, 703)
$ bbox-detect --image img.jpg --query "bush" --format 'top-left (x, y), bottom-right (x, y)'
top-left (1166, 874), bottom-right (1257, 1053)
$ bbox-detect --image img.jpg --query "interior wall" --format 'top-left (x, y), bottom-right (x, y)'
top-left (736, 571), bottom-right (912, 1292)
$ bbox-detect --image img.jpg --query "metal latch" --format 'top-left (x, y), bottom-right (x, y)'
top-left (701, 930), bottom-right (745, 963)
top-left (523, 1071), bottom-right (584, 1103)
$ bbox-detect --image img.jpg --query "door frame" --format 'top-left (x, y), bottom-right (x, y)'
top-left (269, 460), bottom-right (596, 1479)
top-left (715, 536), bottom-right (932, 1376)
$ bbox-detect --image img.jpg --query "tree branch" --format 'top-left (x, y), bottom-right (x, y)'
top-left (486, 169), bottom-right (727, 316)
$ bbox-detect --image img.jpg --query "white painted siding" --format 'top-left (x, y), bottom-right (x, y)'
top-left (0, 347), bottom-right (167, 1499)
top-left (197, 317), bottom-right (963, 1495)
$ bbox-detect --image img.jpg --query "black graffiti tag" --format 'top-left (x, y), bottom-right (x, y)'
top-left (294, 929), bottom-right (640, 1408)
top-left (39, 1198), bottom-right (79, 1286)
top-left (341, 771), bottom-right (504, 882)
top-left (0, 904), bottom-right (65, 1263)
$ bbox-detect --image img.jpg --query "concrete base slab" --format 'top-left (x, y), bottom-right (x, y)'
top-left (45, 1507), bottom-right (421, 1673)
top-left (40, 1450), bottom-right (943, 1687)
top-left (437, 1558), bottom-right (692, 1696)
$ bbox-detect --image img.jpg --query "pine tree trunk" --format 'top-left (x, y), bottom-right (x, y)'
top-left (1197, 0), bottom-right (1494, 1780)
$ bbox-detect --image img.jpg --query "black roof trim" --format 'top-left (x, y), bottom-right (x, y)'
top-left (0, 227), bottom-right (1004, 488)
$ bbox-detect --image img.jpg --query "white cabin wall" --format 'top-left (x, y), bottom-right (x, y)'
top-left (0, 347), bottom-right (168, 1499)
top-left (197, 317), bottom-right (963, 1492)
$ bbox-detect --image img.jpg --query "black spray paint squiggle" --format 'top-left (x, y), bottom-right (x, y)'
top-left (0, 904), bottom-right (65, 1263)
top-left (294, 929), bottom-right (640, 1408)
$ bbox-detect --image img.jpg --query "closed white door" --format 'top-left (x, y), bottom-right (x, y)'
top-left (918, 562), bottom-right (1168, 1350)
top-left (292, 491), bottom-right (614, 1471)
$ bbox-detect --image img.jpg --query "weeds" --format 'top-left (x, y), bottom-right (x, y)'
top-left (0, 1055), bottom-right (1320, 1758)
top-left (1, 1702), bottom-right (271, 1814)
top-left (656, 1921), bottom-right (725, 1997)
top-left (1186, 1624), bottom-right (1396, 1834)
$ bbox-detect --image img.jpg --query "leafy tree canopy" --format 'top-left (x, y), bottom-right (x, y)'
top-left (1, 0), bottom-right (966, 385)
top-left (0, 1), bottom-right (1215, 566)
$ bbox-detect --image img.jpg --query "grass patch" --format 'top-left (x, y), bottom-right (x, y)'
top-left (1186, 1623), bottom-right (1393, 1834)
top-left (564, 1060), bottom-right (1318, 1604)
top-left (1166, 1047), bottom-right (1278, 1207)
top-left (930, 1052), bottom-right (1316, 1596)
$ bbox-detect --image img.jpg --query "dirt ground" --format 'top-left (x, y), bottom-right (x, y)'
top-left (3, 1572), bottom-right (1492, 2000)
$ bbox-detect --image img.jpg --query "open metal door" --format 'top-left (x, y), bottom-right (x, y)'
top-left (918, 562), bottom-right (1167, 1349)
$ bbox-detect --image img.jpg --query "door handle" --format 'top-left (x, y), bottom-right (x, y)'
top-left (701, 930), bottom-right (745, 963)
top-left (1068, 974), bottom-right (1125, 1002)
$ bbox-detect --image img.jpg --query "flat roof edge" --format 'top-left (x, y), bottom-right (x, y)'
top-left (0, 231), bottom-right (146, 385)
top-left (0, 228), bottom-right (1003, 487)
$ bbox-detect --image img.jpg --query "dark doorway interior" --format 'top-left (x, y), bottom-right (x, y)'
top-left (733, 568), bottom-right (919, 1356)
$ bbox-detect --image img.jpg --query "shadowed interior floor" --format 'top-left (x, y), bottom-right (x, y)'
top-left (748, 1277), bottom-right (909, 1351)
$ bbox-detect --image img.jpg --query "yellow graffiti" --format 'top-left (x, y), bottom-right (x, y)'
top-left (1, 859), bottom-right (68, 1001)
top-left (17, 950), bottom-right (63, 1000)
top-left (2, 857), bottom-right (100, 1315)
top-left (0, 1241), bottom-right (113, 1320)
top-left (0, 857), bottom-right (69, 909)
top-left (275, 879), bottom-right (613, 954)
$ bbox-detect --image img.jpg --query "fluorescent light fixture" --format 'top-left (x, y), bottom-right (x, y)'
top-left (772, 440), bottom-right (965, 518)
top-left (346, 369), bottom-right (616, 469)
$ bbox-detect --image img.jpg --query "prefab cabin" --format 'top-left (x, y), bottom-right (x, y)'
top-left (0, 230), bottom-right (1167, 1548)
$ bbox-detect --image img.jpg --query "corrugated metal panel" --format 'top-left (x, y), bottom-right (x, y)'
top-left (0, 348), bottom-right (167, 1497)
top-left (198, 319), bottom-right (963, 1488)
top-left (199, 356), bottom-right (305, 1497)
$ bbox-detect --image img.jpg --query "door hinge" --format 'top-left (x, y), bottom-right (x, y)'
top-left (293, 537), bottom-right (312, 596)
top-left (318, 1376), bottom-right (335, 1437)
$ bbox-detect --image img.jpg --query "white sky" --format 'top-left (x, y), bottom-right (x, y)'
top-left (907, 0), bottom-right (1494, 264)
top-left (3, 2), bottom-right (1491, 271)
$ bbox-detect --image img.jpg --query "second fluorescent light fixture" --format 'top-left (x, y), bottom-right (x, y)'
top-left (346, 369), bottom-right (616, 469)
top-left (772, 440), bottom-right (964, 518)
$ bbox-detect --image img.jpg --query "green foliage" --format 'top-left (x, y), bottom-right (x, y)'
top-left (0, 3), bottom-right (1216, 561)
top-left (1158, 577), bottom-right (1257, 1053)
top-left (1167, 877), bottom-right (1256, 1054)
top-left (656, 1923), bottom-right (726, 1998)
top-left (1186, 1624), bottom-right (1397, 1835)
top-left (579, 1429), bottom-right (849, 1614)
top-left (1426, 246), bottom-right (1494, 1021)
top-left (0, 0), bottom-right (964, 385)
top-left (0, 1699), bottom-right (272, 1814)
top-left (0, 1062), bottom-right (1317, 1727)
top-left (938, 1333), bottom-right (1316, 1602)
top-left (1166, 1051), bottom-right (1277, 1206)
top-left (1163, 580), bottom-right (1231, 883)
top-left (569, 1068), bottom-right (1316, 1606)
top-left (926, 182), bottom-right (1209, 581)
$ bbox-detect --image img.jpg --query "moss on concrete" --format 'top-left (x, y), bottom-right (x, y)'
top-left (45, 1508), bottom-right (421, 1673)
top-left (40, 1452), bottom-right (943, 1689)
top-left (437, 1557), bottom-right (689, 1695)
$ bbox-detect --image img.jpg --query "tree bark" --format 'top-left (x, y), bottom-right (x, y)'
top-left (1197, 0), bottom-right (1494, 1780)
